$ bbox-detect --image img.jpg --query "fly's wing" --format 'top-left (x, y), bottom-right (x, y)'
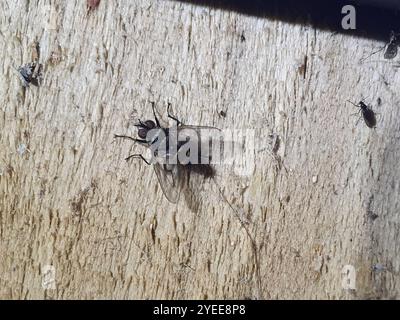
top-left (153, 162), bottom-right (187, 203)
top-left (384, 43), bottom-right (398, 59)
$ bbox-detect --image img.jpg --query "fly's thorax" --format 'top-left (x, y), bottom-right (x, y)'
top-left (358, 101), bottom-right (368, 110)
top-left (148, 127), bottom-right (169, 161)
top-left (148, 126), bottom-right (211, 165)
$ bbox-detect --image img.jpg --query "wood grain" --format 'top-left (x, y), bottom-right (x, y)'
top-left (0, 0), bottom-right (399, 299)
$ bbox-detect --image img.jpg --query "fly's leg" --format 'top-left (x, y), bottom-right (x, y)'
top-left (114, 134), bottom-right (147, 144)
top-left (355, 115), bottom-right (363, 126)
top-left (167, 103), bottom-right (182, 126)
top-left (125, 154), bottom-right (151, 164)
top-left (114, 135), bottom-right (149, 162)
top-left (150, 101), bottom-right (161, 127)
top-left (359, 46), bottom-right (385, 63)
top-left (349, 111), bottom-right (361, 117)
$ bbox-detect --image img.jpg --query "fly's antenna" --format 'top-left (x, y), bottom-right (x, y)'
top-left (359, 46), bottom-right (385, 63)
top-left (212, 178), bottom-right (265, 299)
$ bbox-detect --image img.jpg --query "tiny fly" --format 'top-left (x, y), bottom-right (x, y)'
top-left (115, 103), bottom-right (221, 203)
top-left (17, 62), bottom-right (43, 87)
top-left (347, 100), bottom-right (377, 129)
top-left (361, 31), bottom-right (400, 62)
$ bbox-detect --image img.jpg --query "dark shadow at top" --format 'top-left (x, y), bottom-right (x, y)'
top-left (174, 0), bottom-right (400, 42)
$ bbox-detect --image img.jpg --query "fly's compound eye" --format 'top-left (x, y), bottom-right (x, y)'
top-left (137, 128), bottom-right (148, 139)
top-left (145, 120), bottom-right (155, 129)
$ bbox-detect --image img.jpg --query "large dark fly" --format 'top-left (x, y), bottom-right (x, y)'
top-left (114, 103), bottom-right (221, 203)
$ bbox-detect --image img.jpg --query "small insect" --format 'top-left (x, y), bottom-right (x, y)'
top-left (114, 103), bottom-right (220, 203)
top-left (384, 31), bottom-right (400, 60)
top-left (347, 100), bottom-right (377, 129)
top-left (361, 31), bottom-right (400, 62)
top-left (17, 62), bottom-right (43, 87)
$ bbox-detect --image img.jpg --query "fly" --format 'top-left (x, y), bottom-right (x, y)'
top-left (114, 103), bottom-right (220, 203)
top-left (348, 100), bottom-right (377, 129)
top-left (16, 61), bottom-right (43, 87)
top-left (115, 103), bottom-right (264, 298)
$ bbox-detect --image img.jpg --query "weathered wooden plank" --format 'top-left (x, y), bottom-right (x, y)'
top-left (0, 0), bottom-right (399, 299)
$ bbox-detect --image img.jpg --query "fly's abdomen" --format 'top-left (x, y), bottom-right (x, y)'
top-left (364, 109), bottom-right (377, 128)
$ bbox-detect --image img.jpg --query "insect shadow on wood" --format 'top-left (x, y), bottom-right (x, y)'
top-left (347, 100), bottom-right (377, 129)
top-left (114, 102), bottom-right (227, 211)
top-left (360, 31), bottom-right (400, 63)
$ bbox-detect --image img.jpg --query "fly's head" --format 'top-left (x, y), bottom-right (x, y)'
top-left (135, 119), bottom-right (163, 146)
top-left (358, 101), bottom-right (368, 110)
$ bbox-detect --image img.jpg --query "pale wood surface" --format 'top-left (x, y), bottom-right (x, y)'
top-left (1, 0), bottom-right (399, 299)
